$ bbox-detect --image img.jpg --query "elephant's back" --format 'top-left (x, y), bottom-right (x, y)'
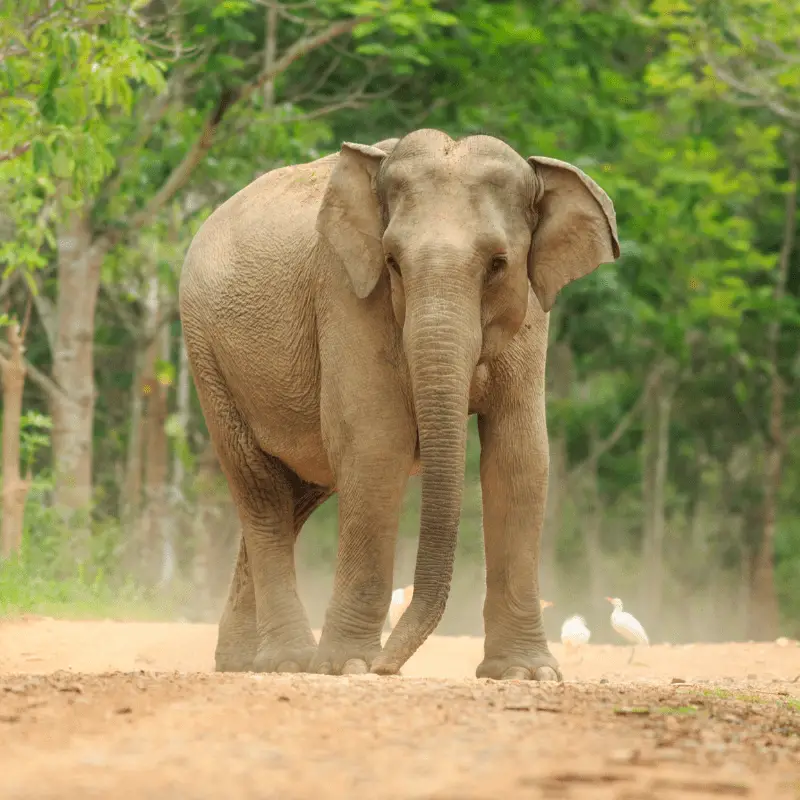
top-left (179, 154), bottom-right (335, 485)
top-left (180, 152), bottom-right (336, 296)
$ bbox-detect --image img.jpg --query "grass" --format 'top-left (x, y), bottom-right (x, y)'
top-left (613, 705), bottom-right (699, 716)
top-left (702, 688), bottom-right (766, 703)
top-left (1, 597), bottom-right (177, 622)
top-left (655, 706), bottom-right (698, 715)
top-left (0, 555), bottom-right (182, 622)
top-left (700, 688), bottom-right (800, 713)
top-left (613, 689), bottom-right (800, 719)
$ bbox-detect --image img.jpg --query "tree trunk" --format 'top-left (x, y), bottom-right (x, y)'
top-left (542, 339), bottom-right (572, 596)
top-left (121, 346), bottom-right (147, 523)
top-left (193, 440), bottom-right (221, 617)
top-left (686, 450), bottom-right (713, 640)
top-left (155, 323), bottom-right (175, 587)
top-left (584, 424), bottom-right (604, 606)
top-left (639, 371), bottom-right (673, 632)
top-left (51, 211), bottom-right (103, 524)
top-left (737, 513), bottom-right (752, 641)
top-left (1, 322), bottom-right (31, 559)
top-left (748, 154), bottom-right (797, 640)
top-left (263, 3), bottom-right (278, 110)
top-left (172, 332), bottom-right (191, 493)
top-left (122, 272), bottom-right (161, 526)
top-left (140, 291), bottom-right (170, 586)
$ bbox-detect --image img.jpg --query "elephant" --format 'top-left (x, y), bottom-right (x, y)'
top-left (178, 128), bottom-right (619, 681)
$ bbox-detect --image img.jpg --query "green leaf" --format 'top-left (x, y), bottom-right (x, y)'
top-left (155, 360), bottom-right (176, 387)
top-left (426, 10), bottom-right (458, 26)
top-left (51, 148), bottom-right (74, 179)
top-left (211, 0), bottom-right (252, 19)
top-left (32, 140), bottom-right (49, 171)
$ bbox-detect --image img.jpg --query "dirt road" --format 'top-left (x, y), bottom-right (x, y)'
top-left (1, 617), bottom-right (799, 799)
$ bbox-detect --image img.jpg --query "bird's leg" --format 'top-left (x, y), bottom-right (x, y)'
top-left (627, 646), bottom-right (635, 665)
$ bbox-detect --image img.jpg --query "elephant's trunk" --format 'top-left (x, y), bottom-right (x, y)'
top-left (373, 278), bottom-right (481, 674)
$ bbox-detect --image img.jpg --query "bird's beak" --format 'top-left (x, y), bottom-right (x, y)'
top-left (541, 600), bottom-right (553, 609)
top-left (605, 597), bottom-right (614, 604)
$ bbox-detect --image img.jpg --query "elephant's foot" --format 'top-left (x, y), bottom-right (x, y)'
top-left (476, 647), bottom-right (562, 682)
top-left (310, 630), bottom-right (383, 676)
top-left (215, 650), bottom-right (257, 673)
top-left (252, 641), bottom-right (318, 674)
top-left (214, 634), bottom-right (259, 673)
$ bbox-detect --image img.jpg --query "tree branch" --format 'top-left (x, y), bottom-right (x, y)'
top-left (100, 284), bottom-right (141, 337)
top-left (567, 362), bottom-right (671, 484)
top-left (250, 0), bottom-right (318, 9)
top-left (233, 80), bottom-right (391, 137)
top-left (764, 149), bottom-right (798, 449)
top-left (98, 75), bottom-right (184, 208)
top-left (1, 3), bottom-right (111, 63)
top-left (0, 341), bottom-right (66, 401)
top-left (0, 271), bottom-right (17, 304)
top-left (29, 289), bottom-right (56, 353)
top-left (94, 15), bottom-right (371, 253)
top-left (283, 53), bottom-right (341, 105)
top-left (701, 50), bottom-right (800, 123)
top-left (234, 16), bottom-right (372, 110)
top-left (723, 22), bottom-right (800, 67)
top-left (263, 2), bottom-right (279, 110)
top-left (276, 97), bottom-right (370, 123)
top-left (0, 142), bottom-right (31, 163)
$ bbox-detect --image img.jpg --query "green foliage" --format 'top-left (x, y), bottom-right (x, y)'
top-left (19, 411), bottom-right (51, 472)
top-left (2, 0), bottom-right (800, 638)
top-left (0, 1), bottom-right (165, 282)
top-left (0, 479), bottom-right (170, 619)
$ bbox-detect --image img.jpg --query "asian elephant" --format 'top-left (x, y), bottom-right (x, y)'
top-left (178, 128), bottom-right (619, 681)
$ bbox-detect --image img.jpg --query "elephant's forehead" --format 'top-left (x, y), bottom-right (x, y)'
top-left (383, 153), bottom-right (526, 195)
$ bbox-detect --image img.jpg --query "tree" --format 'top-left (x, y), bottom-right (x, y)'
top-left (1, 0), bottom-right (457, 526)
top-left (0, 314), bottom-right (31, 558)
top-left (642, 0), bottom-right (800, 638)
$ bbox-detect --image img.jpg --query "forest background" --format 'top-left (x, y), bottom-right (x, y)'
top-left (2, 0), bottom-right (800, 644)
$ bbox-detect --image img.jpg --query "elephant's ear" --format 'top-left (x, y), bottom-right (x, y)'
top-left (316, 142), bottom-right (388, 300)
top-left (526, 156), bottom-right (620, 313)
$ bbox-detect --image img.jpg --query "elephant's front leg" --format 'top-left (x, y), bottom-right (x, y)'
top-left (311, 440), bottom-right (414, 676)
top-left (475, 394), bottom-right (561, 682)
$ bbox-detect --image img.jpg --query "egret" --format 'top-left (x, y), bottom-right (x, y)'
top-left (560, 614), bottom-right (591, 664)
top-left (388, 585), bottom-right (414, 630)
top-left (606, 596), bottom-right (649, 664)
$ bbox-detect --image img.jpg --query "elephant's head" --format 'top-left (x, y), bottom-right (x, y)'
top-left (315, 129), bottom-right (619, 671)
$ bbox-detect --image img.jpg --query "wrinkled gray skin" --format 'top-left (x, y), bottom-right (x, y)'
top-left (179, 129), bottom-right (619, 681)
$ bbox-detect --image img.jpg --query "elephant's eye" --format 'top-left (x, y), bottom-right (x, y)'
top-left (386, 254), bottom-right (401, 276)
top-left (487, 254), bottom-right (507, 280)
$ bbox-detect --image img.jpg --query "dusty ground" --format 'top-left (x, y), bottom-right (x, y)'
top-left (1, 617), bottom-right (799, 799)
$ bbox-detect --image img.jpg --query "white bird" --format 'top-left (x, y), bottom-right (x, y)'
top-left (561, 614), bottom-right (591, 646)
top-left (606, 596), bottom-right (649, 664)
top-left (388, 584), bottom-right (414, 630)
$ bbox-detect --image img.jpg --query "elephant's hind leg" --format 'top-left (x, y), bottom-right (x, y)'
top-left (193, 367), bottom-right (319, 673)
top-left (216, 480), bottom-right (332, 672)
top-left (216, 534), bottom-right (257, 671)
top-left (292, 480), bottom-right (333, 539)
